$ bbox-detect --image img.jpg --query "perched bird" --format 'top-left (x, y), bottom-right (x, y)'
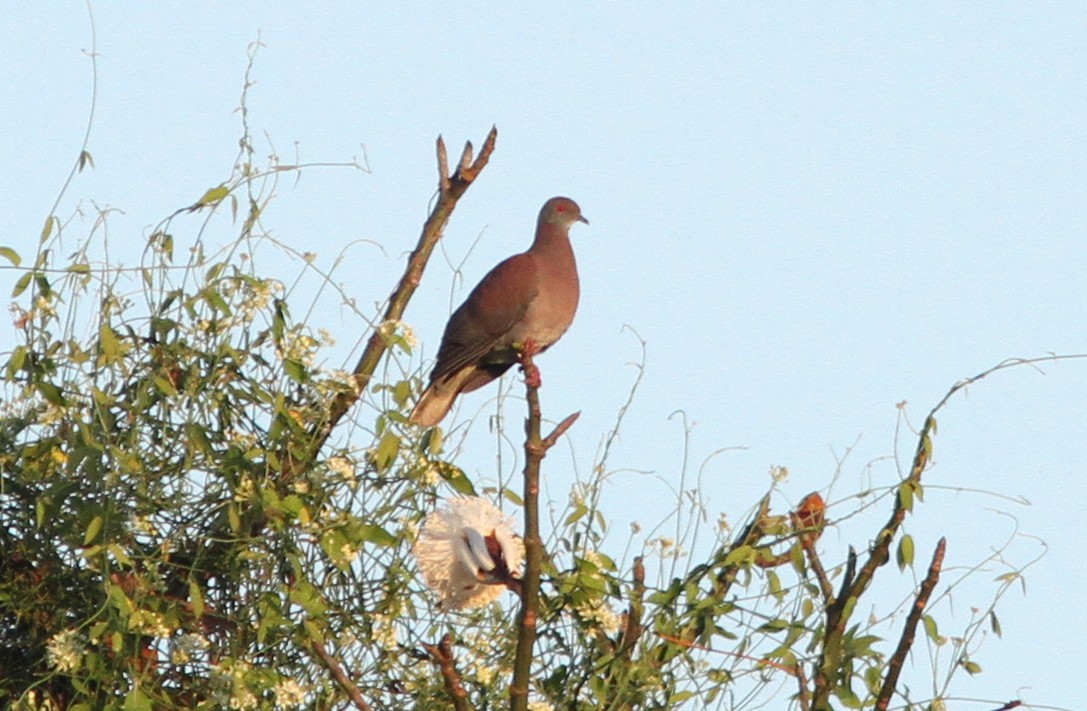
top-left (410, 196), bottom-right (588, 426)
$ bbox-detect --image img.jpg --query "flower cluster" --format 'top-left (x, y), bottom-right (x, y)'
top-left (413, 497), bottom-right (524, 610)
top-left (45, 629), bottom-right (84, 673)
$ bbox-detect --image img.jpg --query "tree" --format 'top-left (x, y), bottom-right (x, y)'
top-left (0, 49), bottom-right (1057, 711)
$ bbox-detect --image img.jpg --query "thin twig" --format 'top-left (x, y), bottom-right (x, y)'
top-left (310, 639), bottom-right (373, 711)
top-left (655, 633), bottom-right (798, 674)
top-left (875, 537), bottom-right (946, 709)
top-left (423, 633), bottom-right (471, 711)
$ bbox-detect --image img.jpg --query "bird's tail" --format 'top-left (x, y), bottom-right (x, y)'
top-left (408, 383), bottom-right (458, 427)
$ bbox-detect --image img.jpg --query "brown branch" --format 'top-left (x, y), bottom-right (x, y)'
top-left (311, 639), bottom-right (373, 711)
top-left (795, 662), bottom-right (812, 711)
top-left (875, 537), bottom-right (946, 709)
top-left (796, 531), bottom-right (834, 602)
top-left (423, 633), bottom-right (472, 711)
top-left (618, 556), bottom-right (646, 657)
top-left (288, 127), bottom-right (498, 477)
top-left (510, 349), bottom-right (578, 711)
top-left (985, 702), bottom-right (1022, 711)
top-left (543, 411), bottom-right (581, 449)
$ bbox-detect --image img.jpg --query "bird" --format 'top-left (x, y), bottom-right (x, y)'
top-left (409, 196), bottom-right (588, 426)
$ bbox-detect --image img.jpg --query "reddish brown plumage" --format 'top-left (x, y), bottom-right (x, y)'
top-left (410, 196), bottom-right (587, 426)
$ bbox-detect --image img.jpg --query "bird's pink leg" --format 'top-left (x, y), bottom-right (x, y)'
top-left (519, 339), bottom-right (542, 388)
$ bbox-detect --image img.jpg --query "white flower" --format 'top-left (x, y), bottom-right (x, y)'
top-left (577, 600), bottom-right (623, 636)
top-left (326, 456), bottom-right (357, 484)
top-left (379, 319), bottom-right (417, 350)
top-left (45, 629), bottom-right (84, 673)
top-left (413, 496), bottom-right (524, 610)
top-left (170, 633), bottom-right (209, 665)
top-left (370, 613), bottom-right (399, 651)
top-left (273, 678), bottom-right (309, 708)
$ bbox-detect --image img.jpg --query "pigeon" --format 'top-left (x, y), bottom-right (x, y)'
top-left (410, 196), bottom-right (587, 426)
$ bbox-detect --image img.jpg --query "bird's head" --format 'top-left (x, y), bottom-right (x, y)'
top-left (539, 196), bottom-right (589, 228)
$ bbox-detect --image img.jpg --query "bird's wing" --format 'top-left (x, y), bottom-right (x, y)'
top-left (430, 253), bottom-right (539, 383)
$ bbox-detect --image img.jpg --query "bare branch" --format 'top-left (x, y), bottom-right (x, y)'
top-left (510, 348), bottom-right (577, 710)
top-left (423, 633), bottom-right (472, 711)
top-left (286, 127), bottom-right (498, 478)
top-left (875, 537), bottom-right (946, 710)
top-left (797, 531), bottom-right (834, 603)
top-left (310, 639), bottom-right (373, 711)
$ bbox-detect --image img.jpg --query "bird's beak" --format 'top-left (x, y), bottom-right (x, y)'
top-left (578, 215), bottom-right (590, 225)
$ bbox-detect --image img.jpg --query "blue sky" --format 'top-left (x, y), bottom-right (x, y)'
top-left (2, 4), bottom-right (1084, 708)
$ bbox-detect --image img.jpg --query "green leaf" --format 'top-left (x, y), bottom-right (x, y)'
top-left (84, 515), bottom-right (104, 545)
top-left (5, 345), bottom-right (28, 378)
top-left (284, 358), bottom-right (306, 384)
top-left (439, 462), bottom-right (476, 495)
top-left (767, 570), bottom-right (783, 600)
top-left (898, 480), bottom-right (915, 512)
top-left (189, 580), bottom-right (205, 619)
top-left (98, 323), bottom-right (125, 365)
top-left (896, 533), bottom-right (914, 570)
top-left (12, 271), bottom-right (32, 297)
top-left (757, 618), bottom-right (789, 632)
top-left (373, 431), bottom-right (400, 471)
top-left (358, 524), bottom-right (397, 547)
top-left (123, 687), bottom-right (152, 711)
top-left (960, 659), bottom-right (982, 675)
top-left (427, 426), bottom-right (443, 454)
top-left (37, 380), bottom-right (66, 407)
top-left (78, 150), bottom-right (95, 172)
top-left (108, 585), bottom-right (132, 616)
top-left (565, 503), bottom-right (589, 526)
top-left (836, 684), bottom-right (863, 709)
top-left (846, 634), bottom-right (882, 657)
top-left (152, 374), bottom-right (178, 397)
top-left (723, 545), bottom-right (755, 568)
top-left (40, 215), bottom-right (57, 242)
top-left (0, 246), bottom-right (20, 266)
top-left (989, 611), bottom-right (1001, 638)
top-left (194, 184), bottom-right (230, 208)
top-left (922, 614), bottom-right (940, 643)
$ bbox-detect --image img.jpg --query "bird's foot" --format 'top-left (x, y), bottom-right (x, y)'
top-left (518, 338), bottom-right (542, 387)
top-left (522, 363), bottom-right (542, 388)
top-left (520, 338), bottom-right (540, 358)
